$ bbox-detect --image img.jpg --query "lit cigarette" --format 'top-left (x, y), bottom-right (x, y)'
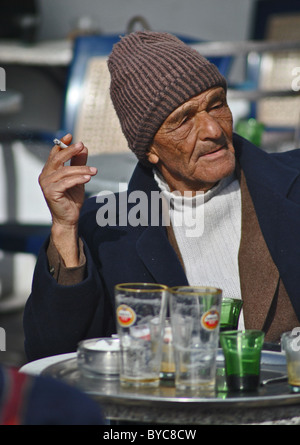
top-left (53, 138), bottom-right (68, 149)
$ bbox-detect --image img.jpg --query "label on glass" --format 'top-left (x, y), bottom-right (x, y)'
top-left (201, 308), bottom-right (220, 331)
top-left (116, 304), bottom-right (136, 327)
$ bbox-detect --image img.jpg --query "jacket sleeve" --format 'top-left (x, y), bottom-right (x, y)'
top-left (47, 236), bottom-right (87, 285)
top-left (23, 235), bottom-right (115, 362)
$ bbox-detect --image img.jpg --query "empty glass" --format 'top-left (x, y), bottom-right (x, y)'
top-left (115, 283), bottom-right (168, 388)
top-left (169, 286), bottom-right (222, 393)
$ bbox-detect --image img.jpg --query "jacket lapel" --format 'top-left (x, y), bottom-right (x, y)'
top-left (235, 134), bottom-right (300, 320)
top-left (238, 169), bottom-right (279, 330)
top-left (247, 182), bottom-right (300, 319)
top-left (136, 224), bottom-right (188, 287)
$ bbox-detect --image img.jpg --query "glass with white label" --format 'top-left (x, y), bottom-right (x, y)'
top-left (115, 283), bottom-right (168, 388)
top-left (169, 286), bottom-right (222, 393)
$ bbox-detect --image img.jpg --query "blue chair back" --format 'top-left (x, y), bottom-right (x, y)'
top-left (61, 34), bottom-right (123, 136)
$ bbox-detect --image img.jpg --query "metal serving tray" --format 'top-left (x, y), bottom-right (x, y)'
top-left (42, 350), bottom-right (300, 424)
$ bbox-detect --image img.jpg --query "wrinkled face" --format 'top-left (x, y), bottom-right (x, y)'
top-left (148, 87), bottom-right (235, 193)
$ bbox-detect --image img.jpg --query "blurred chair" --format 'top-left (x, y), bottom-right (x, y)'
top-left (60, 33), bottom-right (137, 195)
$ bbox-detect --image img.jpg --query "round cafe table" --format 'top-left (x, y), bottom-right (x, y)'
top-left (19, 349), bottom-right (300, 425)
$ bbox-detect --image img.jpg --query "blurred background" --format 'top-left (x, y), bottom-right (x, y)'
top-left (0, 0), bottom-right (299, 367)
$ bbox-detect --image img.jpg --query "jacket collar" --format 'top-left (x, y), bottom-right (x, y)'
top-left (233, 133), bottom-right (300, 198)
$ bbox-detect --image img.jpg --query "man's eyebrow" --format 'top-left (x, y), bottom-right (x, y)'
top-left (166, 103), bottom-right (196, 125)
top-left (207, 90), bottom-right (226, 104)
top-left (165, 90), bottom-right (227, 127)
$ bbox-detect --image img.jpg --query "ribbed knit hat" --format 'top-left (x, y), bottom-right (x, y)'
top-left (108, 31), bottom-right (227, 165)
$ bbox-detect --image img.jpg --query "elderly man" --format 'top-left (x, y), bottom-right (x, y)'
top-left (24, 32), bottom-right (300, 361)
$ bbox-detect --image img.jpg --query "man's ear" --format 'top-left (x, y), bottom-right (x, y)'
top-left (147, 145), bottom-right (159, 165)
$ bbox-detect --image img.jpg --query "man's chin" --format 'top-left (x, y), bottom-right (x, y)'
top-left (199, 155), bottom-right (236, 184)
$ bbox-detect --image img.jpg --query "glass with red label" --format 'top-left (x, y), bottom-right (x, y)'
top-left (169, 286), bottom-right (222, 394)
top-left (115, 283), bottom-right (168, 388)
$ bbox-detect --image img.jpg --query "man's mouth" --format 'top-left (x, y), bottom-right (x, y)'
top-left (201, 145), bottom-right (226, 158)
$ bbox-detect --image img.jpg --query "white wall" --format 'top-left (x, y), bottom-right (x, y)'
top-left (38, 0), bottom-right (255, 42)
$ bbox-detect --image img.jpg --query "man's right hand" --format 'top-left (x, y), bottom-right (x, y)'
top-left (39, 133), bottom-right (97, 267)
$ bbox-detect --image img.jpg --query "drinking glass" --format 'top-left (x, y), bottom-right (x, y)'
top-left (281, 330), bottom-right (300, 393)
top-left (220, 298), bottom-right (243, 331)
top-left (220, 329), bottom-right (265, 392)
top-left (169, 286), bottom-right (222, 392)
top-left (115, 282), bottom-right (168, 388)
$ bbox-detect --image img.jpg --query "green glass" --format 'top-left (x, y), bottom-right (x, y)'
top-left (220, 330), bottom-right (265, 392)
top-left (220, 298), bottom-right (243, 331)
top-left (235, 118), bottom-right (264, 147)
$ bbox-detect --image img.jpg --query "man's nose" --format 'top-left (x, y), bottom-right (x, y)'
top-left (198, 112), bottom-right (223, 141)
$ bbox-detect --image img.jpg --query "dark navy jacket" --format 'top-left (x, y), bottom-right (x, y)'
top-left (23, 134), bottom-right (300, 361)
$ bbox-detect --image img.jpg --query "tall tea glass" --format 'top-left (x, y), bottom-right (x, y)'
top-left (115, 283), bottom-right (168, 388)
top-left (169, 286), bottom-right (222, 393)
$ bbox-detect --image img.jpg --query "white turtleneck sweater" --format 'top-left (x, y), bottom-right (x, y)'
top-left (154, 169), bottom-right (244, 329)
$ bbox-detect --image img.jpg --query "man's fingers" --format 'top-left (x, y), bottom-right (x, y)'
top-left (40, 137), bottom-right (97, 202)
top-left (45, 174), bottom-right (93, 195)
top-left (40, 165), bottom-right (97, 186)
top-left (52, 133), bottom-right (73, 150)
top-left (61, 133), bottom-right (73, 145)
top-left (71, 144), bottom-right (88, 167)
top-left (46, 142), bottom-right (88, 172)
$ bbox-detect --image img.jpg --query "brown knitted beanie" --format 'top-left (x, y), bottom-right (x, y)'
top-left (108, 31), bottom-right (227, 165)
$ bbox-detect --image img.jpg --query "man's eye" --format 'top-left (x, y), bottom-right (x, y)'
top-left (180, 116), bottom-right (189, 125)
top-left (211, 102), bottom-right (223, 110)
top-left (180, 113), bottom-right (194, 126)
